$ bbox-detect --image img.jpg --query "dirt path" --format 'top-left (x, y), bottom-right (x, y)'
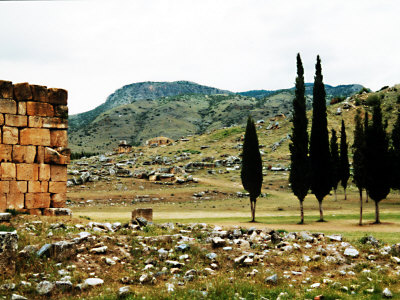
top-left (212, 220), bottom-right (400, 233)
top-left (196, 177), bottom-right (242, 189)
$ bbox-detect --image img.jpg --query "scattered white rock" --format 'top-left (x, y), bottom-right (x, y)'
top-left (310, 282), bottom-right (321, 288)
top-left (11, 294), bottom-right (27, 300)
top-left (36, 281), bottom-right (55, 295)
top-left (344, 247), bottom-right (359, 257)
top-left (383, 287), bottom-right (393, 298)
top-left (90, 246), bottom-right (108, 254)
top-left (83, 278), bottom-right (104, 288)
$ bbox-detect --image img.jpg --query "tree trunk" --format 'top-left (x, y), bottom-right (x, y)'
top-left (359, 188), bottom-right (363, 226)
top-left (366, 192), bottom-right (369, 203)
top-left (253, 200), bottom-right (257, 222)
top-left (299, 200), bottom-right (304, 224)
top-left (374, 200), bottom-right (380, 224)
top-left (250, 197), bottom-right (256, 222)
top-left (344, 188), bottom-right (347, 200)
top-left (318, 201), bottom-right (324, 222)
top-left (333, 189), bottom-right (337, 201)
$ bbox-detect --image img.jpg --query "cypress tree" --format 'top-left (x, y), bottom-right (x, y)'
top-left (390, 112), bottom-right (400, 190)
top-left (364, 111), bottom-right (370, 203)
top-left (340, 120), bottom-right (350, 200)
top-left (289, 53), bottom-right (309, 224)
top-left (330, 129), bottom-right (340, 201)
top-left (352, 110), bottom-right (366, 225)
top-left (241, 116), bottom-right (263, 222)
top-left (309, 55), bottom-right (331, 222)
top-left (365, 102), bottom-right (390, 224)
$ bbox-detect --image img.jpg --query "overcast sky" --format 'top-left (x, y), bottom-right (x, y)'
top-left (0, 0), bottom-right (399, 114)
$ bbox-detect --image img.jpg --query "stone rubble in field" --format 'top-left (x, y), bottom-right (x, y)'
top-left (3, 214), bottom-right (400, 298)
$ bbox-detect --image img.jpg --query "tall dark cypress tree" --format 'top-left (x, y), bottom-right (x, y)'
top-left (241, 116), bottom-right (263, 222)
top-left (364, 111), bottom-right (370, 203)
top-left (390, 112), bottom-right (400, 190)
top-left (330, 129), bottom-right (340, 201)
top-left (309, 55), bottom-right (331, 222)
top-left (340, 120), bottom-right (350, 200)
top-left (352, 110), bottom-right (366, 225)
top-left (365, 102), bottom-right (390, 224)
top-left (289, 53), bottom-right (309, 224)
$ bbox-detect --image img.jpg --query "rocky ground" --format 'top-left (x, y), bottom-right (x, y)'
top-left (1, 213), bottom-right (400, 299)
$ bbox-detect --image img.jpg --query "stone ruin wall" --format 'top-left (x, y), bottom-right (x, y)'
top-left (0, 80), bottom-right (69, 215)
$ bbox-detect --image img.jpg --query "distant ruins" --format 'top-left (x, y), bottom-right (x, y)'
top-left (117, 140), bottom-right (132, 154)
top-left (0, 80), bottom-right (69, 215)
top-left (146, 136), bottom-right (173, 147)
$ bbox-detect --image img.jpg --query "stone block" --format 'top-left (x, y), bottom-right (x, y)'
top-left (50, 165), bottom-right (67, 181)
top-left (20, 128), bottom-right (50, 146)
top-left (0, 113), bottom-right (4, 125)
top-left (5, 114), bottom-right (27, 127)
top-left (131, 208), bottom-right (153, 222)
top-left (43, 208), bottom-right (71, 217)
top-left (25, 193), bottom-right (50, 208)
top-left (0, 194), bottom-right (6, 211)
top-left (49, 182), bottom-right (67, 194)
top-left (0, 99), bottom-right (17, 114)
top-left (42, 117), bottom-right (68, 129)
top-left (36, 146), bottom-right (45, 163)
top-left (26, 208), bottom-right (42, 216)
top-left (1, 162), bottom-right (16, 180)
top-left (18, 101), bottom-right (26, 115)
top-left (48, 88), bottom-right (68, 105)
top-left (26, 101), bottom-right (54, 117)
top-left (13, 82), bottom-right (32, 100)
top-left (54, 105), bottom-right (68, 118)
top-left (0, 212), bottom-right (11, 222)
top-left (41, 181), bottom-right (49, 193)
top-left (2, 126), bottom-right (19, 144)
top-left (0, 144), bottom-right (12, 162)
top-left (50, 130), bottom-right (68, 147)
top-left (0, 181), bottom-right (9, 194)
top-left (28, 116), bottom-right (43, 128)
top-left (44, 147), bottom-right (70, 165)
top-left (38, 164), bottom-right (51, 181)
top-left (30, 85), bottom-right (48, 102)
top-left (6, 193), bottom-right (24, 210)
top-left (12, 145), bottom-right (36, 163)
top-left (16, 163), bottom-right (39, 181)
top-left (28, 181), bottom-right (41, 193)
top-left (50, 200), bottom-right (65, 208)
top-left (0, 80), bottom-right (13, 99)
top-left (0, 231), bottom-right (18, 275)
top-left (50, 193), bottom-right (66, 208)
top-left (27, 181), bottom-right (48, 193)
top-left (28, 116), bottom-right (67, 129)
top-left (9, 181), bottom-right (27, 193)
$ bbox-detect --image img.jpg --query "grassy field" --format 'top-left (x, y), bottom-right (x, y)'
top-left (72, 184), bottom-right (400, 244)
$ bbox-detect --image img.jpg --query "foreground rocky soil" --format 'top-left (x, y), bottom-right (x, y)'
top-left (1, 213), bottom-right (400, 299)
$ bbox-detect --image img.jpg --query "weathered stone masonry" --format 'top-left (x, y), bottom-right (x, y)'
top-left (0, 80), bottom-right (70, 215)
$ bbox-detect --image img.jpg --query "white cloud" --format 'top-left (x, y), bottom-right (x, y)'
top-left (0, 0), bottom-right (399, 114)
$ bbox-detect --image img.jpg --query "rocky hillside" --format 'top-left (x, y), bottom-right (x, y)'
top-left (69, 81), bottom-right (232, 131)
top-left (68, 82), bottom-right (363, 153)
top-left (239, 83), bottom-right (363, 99)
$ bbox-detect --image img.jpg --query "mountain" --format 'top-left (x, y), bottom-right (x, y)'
top-left (239, 83), bottom-right (363, 100)
top-left (69, 81), bottom-right (232, 131)
top-left (68, 81), bottom-right (364, 153)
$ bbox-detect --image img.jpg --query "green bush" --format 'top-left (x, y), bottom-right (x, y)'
top-left (365, 94), bottom-right (380, 106)
top-left (358, 87), bottom-right (371, 94)
top-left (0, 225), bottom-right (15, 232)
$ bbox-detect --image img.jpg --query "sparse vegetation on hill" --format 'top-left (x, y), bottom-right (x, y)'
top-left (68, 81), bottom-right (364, 153)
